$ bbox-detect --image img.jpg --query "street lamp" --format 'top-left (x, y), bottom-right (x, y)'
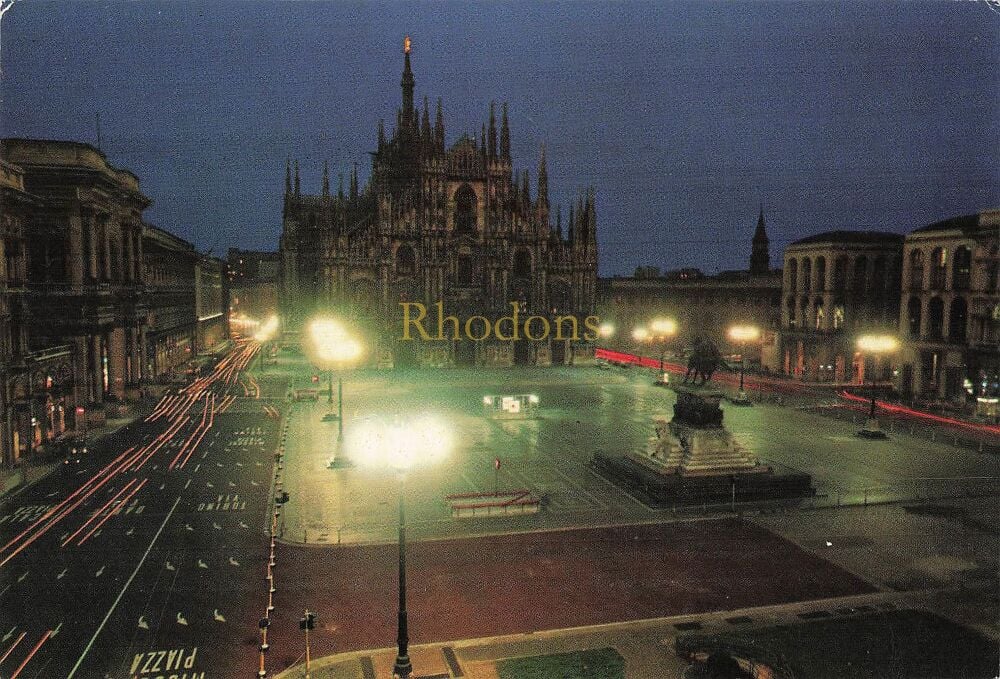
top-left (352, 416), bottom-right (452, 679)
top-left (856, 334), bottom-right (899, 439)
top-left (305, 317), bottom-right (364, 445)
top-left (727, 324), bottom-right (762, 406)
top-left (254, 315), bottom-right (280, 370)
top-left (633, 317), bottom-right (678, 384)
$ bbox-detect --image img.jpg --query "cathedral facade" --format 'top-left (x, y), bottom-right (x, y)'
top-left (279, 39), bottom-right (597, 366)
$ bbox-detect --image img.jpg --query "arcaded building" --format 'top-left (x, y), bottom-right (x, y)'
top-left (781, 231), bottom-right (903, 383)
top-left (279, 39), bottom-right (597, 366)
top-left (0, 139), bottom-right (150, 462)
top-left (898, 210), bottom-right (999, 401)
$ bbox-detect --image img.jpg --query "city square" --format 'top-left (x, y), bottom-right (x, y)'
top-left (1, 3), bottom-right (998, 678)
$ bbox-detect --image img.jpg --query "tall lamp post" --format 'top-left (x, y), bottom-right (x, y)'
top-left (254, 315), bottom-right (279, 371)
top-left (352, 416), bottom-right (451, 679)
top-left (855, 334), bottom-right (899, 439)
top-left (305, 317), bottom-right (364, 449)
top-left (727, 324), bottom-right (761, 406)
top-left (633, 317), bottom-right (678, 385)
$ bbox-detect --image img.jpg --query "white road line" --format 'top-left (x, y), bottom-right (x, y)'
top-left (66, 495), bottom-right (181, 679)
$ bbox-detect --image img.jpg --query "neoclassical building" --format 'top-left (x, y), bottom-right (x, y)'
top-left (898, 210), bottom-right (999, 400)
top-left (0, 139), bottom-right (150, 465)
top-left (780, 231), bottom-right (903, 383)
top-left (279, 39), bottom-right (598, 366)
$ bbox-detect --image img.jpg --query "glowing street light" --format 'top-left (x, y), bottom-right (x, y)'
top-left (727, 324), bottom-right (762, 405)
top-left (306, 317), bottom-right (365, 444)
top-left (351, 416), bottom-right (452, 679)
top-left (856, 333), bottom-right (900, 439)
top-left (597, 322), bottom-right (615, 340)
top-left (633, 317), bottom-right (678, 384)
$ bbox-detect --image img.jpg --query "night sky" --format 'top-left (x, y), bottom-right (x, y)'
top-left (1, 1), bottom-right (997, 276)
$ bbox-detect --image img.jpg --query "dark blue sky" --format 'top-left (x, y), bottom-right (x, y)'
top-left (1, 1), bottom-right (997, 276)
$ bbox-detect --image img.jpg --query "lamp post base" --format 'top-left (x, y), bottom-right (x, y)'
top-left (654, 372), bottom-right (670, 387)
top-left (392, 655), bottom-right (412, 679)
top-left (857, 418), bottom-right (889, 439)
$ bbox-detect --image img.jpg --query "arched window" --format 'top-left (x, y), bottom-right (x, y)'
top-left (928, 297), bottom-right (944, 339)
top-left (930, 247), bottom-right (947, 290)
top-left (513, 249), bottom-right (531, 280)
top-left (814, 298), bottom-right (824, 330)
top-left (453, 184), bottom-right (477, 234)
top-left (833, 256), bottom-right (848, 292)
top-left (815, 257), bottom-right (827, 292)
top-left (952, 246), bottom-right (971, 291)
top-left (786, 296), bottom-right (797, 327)
top-left (871, 255), bottom-right (887, 301)
top-left (395, 245), bottom-right (415, 276)
top-left (949, 297), bottom-right (967, 342)
top-left (907, 297), bottom-right (922, 338)
top-left (456, 255), bottom-right (473, 286)
top-left (802, 258), bottom-right (812, 294)
top-left (852, 256), bottom-right (868, 296)
top-left (787, 259), bottom-right (798, 292)
top-left (909, 249), bottom-right (925, 292)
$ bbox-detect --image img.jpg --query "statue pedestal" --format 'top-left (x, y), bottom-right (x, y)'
top-left (594, 385), bottom-right (813, 507)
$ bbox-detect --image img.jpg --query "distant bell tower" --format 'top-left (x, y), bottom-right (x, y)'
top-left (750, 205), bottom-right (770, 275)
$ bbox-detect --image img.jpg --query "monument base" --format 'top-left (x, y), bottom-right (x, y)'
top-left (729, 390), bottom-right (754, 407)
top-left (592, 453), bottom-right (814, 508)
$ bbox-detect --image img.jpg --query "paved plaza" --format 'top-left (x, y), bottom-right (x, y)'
top-left (268, 359), bottom-right (1000, 547)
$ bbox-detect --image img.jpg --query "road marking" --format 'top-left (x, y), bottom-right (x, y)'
top-left (16, 571), bottom-right (27, 583)
top-left (0, 584), bottom-right (9, 597)
top-left (197, 559), bottom-right (208, 569)
top-left (205, 482), bottom-right (213, 488)
top-left (228, 557), bottom-right (239, 566)
top-left (137, 616), bottom-right (149, 630)
top-left (56, 568), bottom-right (68, 580)
top-left (66, 495), bottom-right (181, 679)
top-left (159, 483), bottom-right (165, 490)
top-left (1, 626), bottom-right (15, 643)
top-left (176, 612), bottom-right (188, 626)
top-left (194, 464), bottom-right (200, 472)
top-left (213, 609), bottom-right (226, 622)
top-left (95, 565), bottom-right (105, 577)
top-left (238, 521), bottom-right (249, 528)
top-left (184, 479), bottom-right (192, 489)
top-left (184, 524), bottom-right (193, 531)
top-left (126, 528), bottom-right (134, 536)
top-left (50, 622), bottom-right (62, 638)
top-left (212, 522), bottom-right (222, 530)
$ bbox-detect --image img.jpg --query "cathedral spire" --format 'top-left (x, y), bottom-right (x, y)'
top-left (555, 205), bottom-right (563, 239)
top-left (401, 36), bottom-right (415, 132)
top-left (522, 169), bottom-right (530, 208)
top-left (421, 97), bottom-right (432, 152)
top-left (481, 124), bottom-right (487, 158)
top-left (338, 173), bottom-right (344, 201)
top-left (350, 163), bottom-right (358, 200)
top-left (377, 119), bottom-right (386, 152)
top-left (435, 98), bottom-right (445, 153)
top-left (294, 160), bottom-right (300, 197)
top-left (322, 160), bottom-right (330, 197)
top-left (537, 143), bottom-right (548, 207)
top-left (285, 157), bottom-right (291, 195)
top-left (500, 102), bottom-right (511, 160)
top-left (750, 204), bottom-right (770, 275)
top-left (488, 101), bottom-right (497, 158)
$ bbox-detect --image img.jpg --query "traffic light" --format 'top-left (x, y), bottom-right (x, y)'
top-left (299, 611), bottom-right (316, 630)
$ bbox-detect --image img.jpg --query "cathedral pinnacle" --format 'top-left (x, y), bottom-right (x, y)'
top-left (537, 143), bottom-right (548, 207)
top-left (750, 204), bottom-right (770, 274)
top-left (322, 160), bottom-right (330, 197)
top-left (285, 157), bottom-right (291, 195)
top-left (500, 102), bottom-right (511, 160)
top-left (401, 36), bottom-right (415, 133)
top-left (488, 102), bottom-right (497, 158)
top-left (294, 160), bottom-right (300, 197)
top-left (435, 98), bottom-right (445, 153)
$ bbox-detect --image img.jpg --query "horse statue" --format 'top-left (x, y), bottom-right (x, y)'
top-left (683, 338), bottom-right (725, 386)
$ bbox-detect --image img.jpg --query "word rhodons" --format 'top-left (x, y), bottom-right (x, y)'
top-left (400, 302), bottom-right (601, 342)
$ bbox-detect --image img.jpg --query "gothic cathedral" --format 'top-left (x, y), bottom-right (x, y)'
top-left (279, 38), bottom-right (597, 366)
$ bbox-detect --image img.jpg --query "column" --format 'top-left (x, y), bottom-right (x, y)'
top-left (108, 326), bottom-right (127, 401)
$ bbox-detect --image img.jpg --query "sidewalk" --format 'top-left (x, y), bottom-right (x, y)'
top-left (0, 400), bottom-right (155, 500)
top-left (269, 584), bottom-right (995, 679)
